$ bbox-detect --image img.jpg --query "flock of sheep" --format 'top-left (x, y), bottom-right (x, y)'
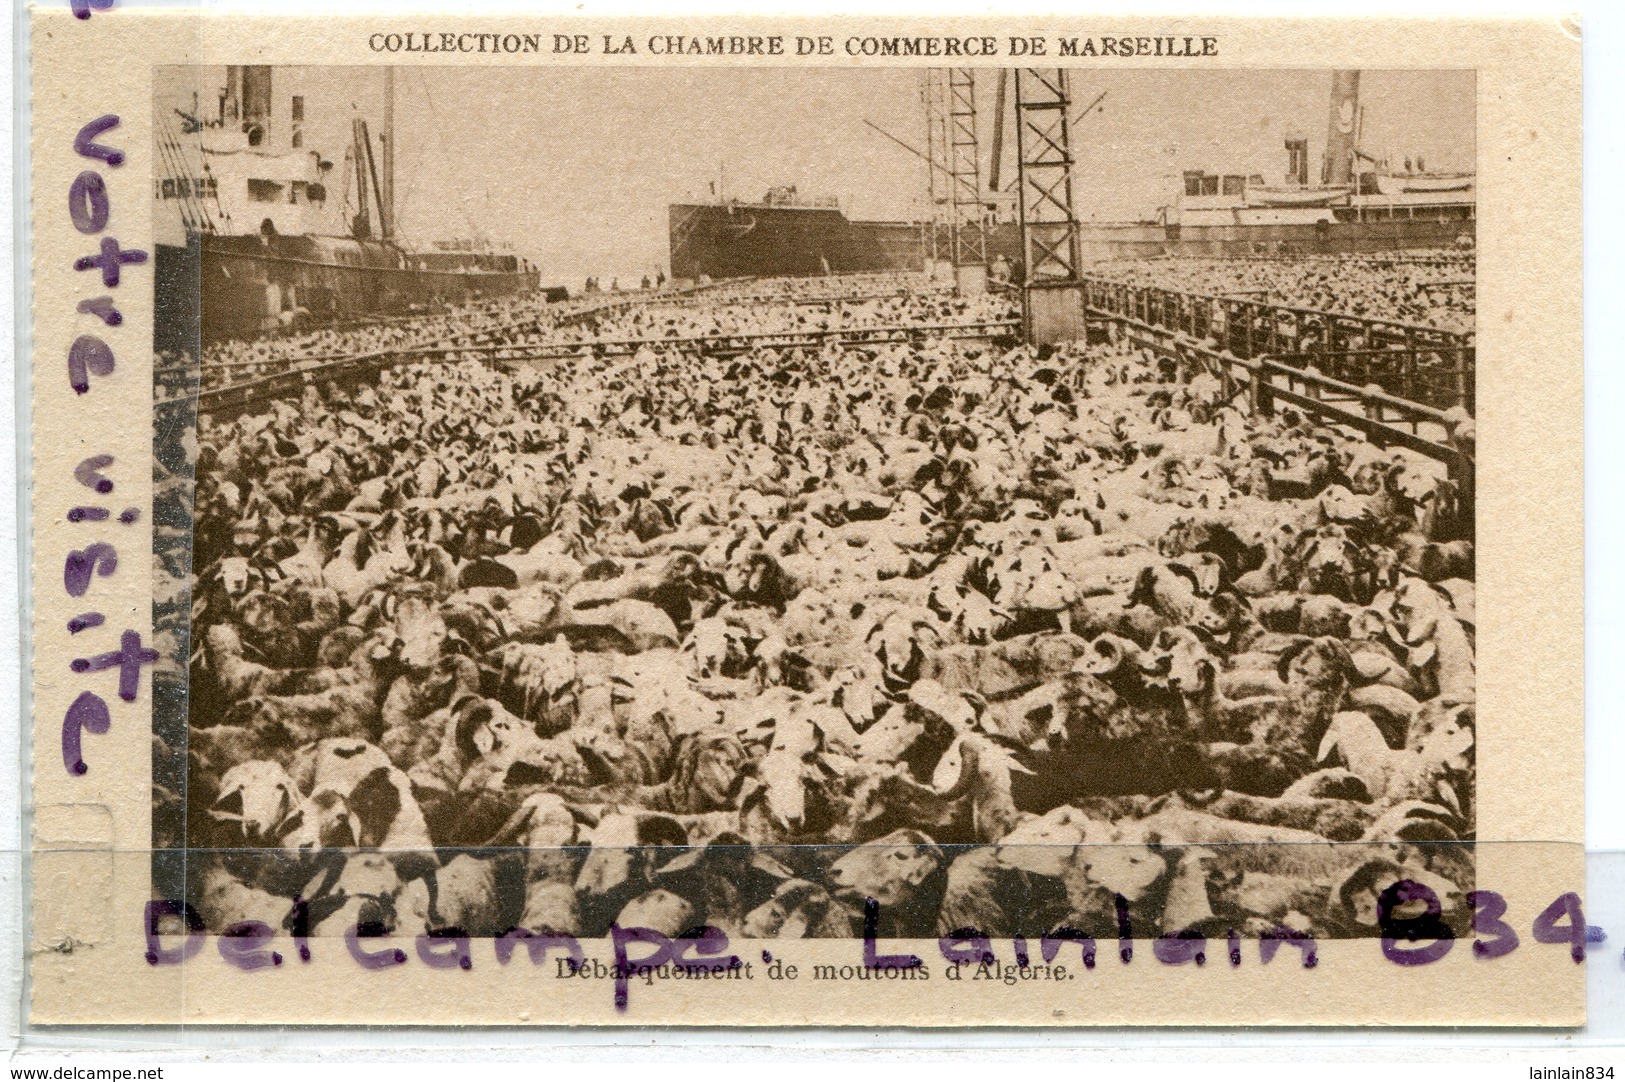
top-left (171, 268), bottom-right (1476, 946)
top-left (184, 273), bottom-right (1006, 393)
top-left (1093, 252), bottom-right (1476, 336)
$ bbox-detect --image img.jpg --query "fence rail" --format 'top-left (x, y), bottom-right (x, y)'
top-left (1078, 274), bottom-right (1474, 413)
top-left (1149, 253), bottom-right (1475, 267)
top-left (188, 319), bottom-right (1017, 417)
top-left (1114, 319), bottom-right (1474, 523)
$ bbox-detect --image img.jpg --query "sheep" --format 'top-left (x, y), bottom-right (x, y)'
top-left (1124, 561), bottom-right (1208, 626)
top-left (1134, 804), bottom-right (1379, 884)
top-left (936, 845), bottom-right (1066, 940)
top-left (682, 615), bottom-right (747, 678)
top-left (864, 606), bottom-right (946, 692)
top-left (412, 697), bottom-right (590, 841)
top-left (477, 792), bottom-right (585, 934)
top-left (1191, 591), bottom-right (1306, 679)
top-left (1143, 626), bottom-right (1285, 742)
top-left (1317, 704), bottom-right (1472, 819)
top-left (1071, 633), bottom-right (1159, 704)
top-left (825, 828), bottom-right (948, 938)
top-left (992, 807), bottom-right (1172, 937)
top-left (196, 862), bottom-right (299, 934)
top-left (574, 811), bottom-right (691, 934)
top-left (1386, 576), bottom-right (1475, 704)
top-left (1065, 591), bottom-right (1169, 650)
top-left (481, 792), bottom-right (583, 876)
top-left (929, 732), bottom-right (1032, 844)
top-left (223, 631), bottom-right (405, 749)
top-left (186, 275), bottom-right (1475, 946)
top-left (210, 760), bottom-right (307, 847)
top-left (742, 879), bottom-right (856, 938)
top-left (397, 854), bottom-right (519, 937)
top-left (303, 852), bottom-right (409, 937)
top-left (1166, 788), bottom-right (1371, 842)
top-left (286, 739), bottom-right (435, 856)
top-left (553, 730), bottom-right (748, 817)
top-left (199, 623), bottom-right (315, 705)
top-left (927, 581), bottom-right (1009, 646)
top-left (614, 888), bottom-right (698, 936)
top-left (483, 637), bottom-right (582, 736)
top-left (649, 835), bottom-right (798, 936)
top-left (380, 652), bottom-right (481, 758)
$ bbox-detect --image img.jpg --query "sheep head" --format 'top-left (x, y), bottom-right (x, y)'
top-left (1078, 633), bottom-right (1140, 678)
top-left (826, 828), bottom-right (944, 909)
top-left (1276, 636), bottom-right (1358, 695)
top-left (211, 760), bottom-right (303, 846)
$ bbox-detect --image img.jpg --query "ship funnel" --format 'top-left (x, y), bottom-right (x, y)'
top-left (1321, 70), bottom-right (1360, 186)
top-left (1284, 134), bottom-right (1309, 186)
top-left (225, 66), bottom-right (274, 147)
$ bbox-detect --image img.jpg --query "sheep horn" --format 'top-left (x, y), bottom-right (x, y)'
top-left (478, 800), bottom-right (537, 849)
top-left (934, 738), bottom-right (979, 800)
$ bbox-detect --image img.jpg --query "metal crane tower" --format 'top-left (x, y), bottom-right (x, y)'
top-left (921, 70), bottom-right (952, 280)
top-left (1013, 68), bottom-right (1086, 342)
top-left (946, 69), bottom-right (987, 294)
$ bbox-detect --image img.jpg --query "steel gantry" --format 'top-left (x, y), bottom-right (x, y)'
top-left (921, 70), bottom-right (952, 275)
top-left (946, 69), bottom-right (987, 288)
top-left (1013, 68), bottom-right (1082, 284)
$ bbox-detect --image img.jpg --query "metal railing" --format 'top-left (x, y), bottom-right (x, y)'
top-left (188, 318), bottom-right (1018, 417)
top-left (466, 320), bottom-right (1018, 362)
top-left (1268, 348), bottom-right (1473, 414)
top-left (1077, 274), bottom-right (1474, 413)
top-left (1114, 321), bottom-right (1474, 520)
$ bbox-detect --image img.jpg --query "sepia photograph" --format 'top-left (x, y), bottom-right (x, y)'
top-left (148, 64), bottom-right (1478, 949)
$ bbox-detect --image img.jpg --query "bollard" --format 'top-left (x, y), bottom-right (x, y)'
top-left (1362, 383), bottom-right (1385, 424)
top-left (1246, 360), bottom-right (1272, 416)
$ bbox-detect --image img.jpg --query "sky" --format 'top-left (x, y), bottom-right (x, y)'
top-left (155, 66), bottom-right (1474, 286)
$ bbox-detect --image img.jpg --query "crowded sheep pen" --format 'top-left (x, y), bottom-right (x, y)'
top-left (160, 263), bottom-right (1477, 947)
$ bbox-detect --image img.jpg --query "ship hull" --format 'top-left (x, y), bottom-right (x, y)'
top-left (156, 232), bottom-right (548, 348)
top-left (668, 203), bottom-right (1476, 280)
top-left (668, 203), bottom-right (927, 279)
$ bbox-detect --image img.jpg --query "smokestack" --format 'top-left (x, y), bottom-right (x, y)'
top-left (1321, 70), bottom-right (1360, 186)
top-left (223, 67), bottom-right (242, 126)
top-left (1284, 135), bottom-right (1309, 186)
top-left (381, 68), bottom-right (395, 241)
top-left (239, 66), bottom-right (272, 146)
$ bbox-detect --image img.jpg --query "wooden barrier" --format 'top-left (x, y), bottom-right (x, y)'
top-left (1077, 274), bottom-right (1474, 413)
top-left (188, 318), bottom-right (1019, 417)
top-left (1115, 318), bottom-right (1474, 526)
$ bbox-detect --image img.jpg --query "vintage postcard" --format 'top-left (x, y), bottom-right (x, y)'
top-left (27, 10), bottom-right (1584, 1026)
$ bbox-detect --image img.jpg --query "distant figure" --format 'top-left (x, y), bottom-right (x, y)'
top-left (611, 277), bottom-right (621, 292)
top-left (641, 275), bottom-right (652, 291)
top-left (656, 271), bottom-right (666, 288)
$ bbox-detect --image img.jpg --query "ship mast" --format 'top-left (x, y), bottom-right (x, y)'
top-left (381, 67), bottom-right (395, 241)
top-left (1321, 70), bottom-right (1360, 187)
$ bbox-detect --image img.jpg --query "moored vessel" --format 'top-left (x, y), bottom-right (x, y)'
top-left (154, 66), bottom-right (550, 347)
top-left (666, 69), bottom-right (1476, 280)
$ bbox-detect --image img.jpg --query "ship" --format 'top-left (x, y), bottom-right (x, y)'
top-left (1151, 72), bottom-right (1475, 256)
top-left (667, 186), bottom-right (1016, 282)
top-left (668, 70), bottom-right (1476, 280)
top-left (154, 66), bottom-right (552, 348)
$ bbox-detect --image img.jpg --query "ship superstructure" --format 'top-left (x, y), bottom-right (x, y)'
top-left (155, 66), bottom-right (544, 346)
top-left (667, 70), bottom-right (1476, 280)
